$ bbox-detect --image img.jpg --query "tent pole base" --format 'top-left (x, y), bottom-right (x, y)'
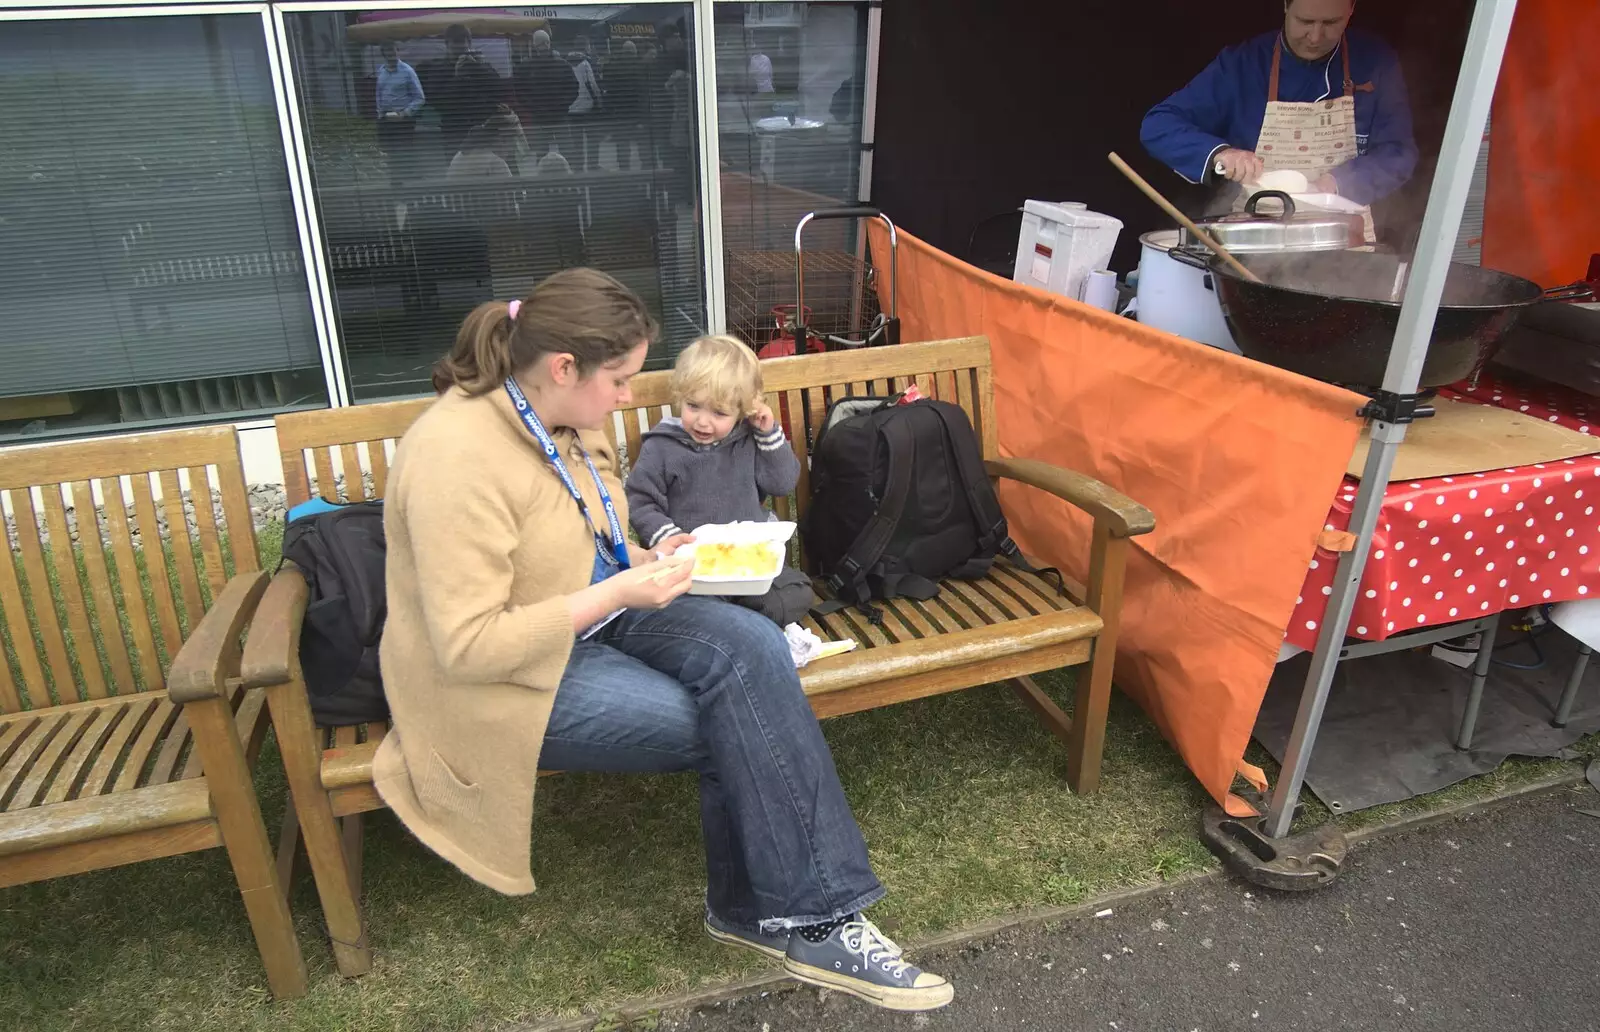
top-left (1200, 805), bottom-right (1348, 892)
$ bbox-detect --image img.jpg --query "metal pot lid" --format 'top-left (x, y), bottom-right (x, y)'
top-left (1183, 190), bottom-right (1360, 253)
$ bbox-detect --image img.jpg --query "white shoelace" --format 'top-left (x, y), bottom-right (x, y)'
top-left (839, 918), bottom-right (911, 978)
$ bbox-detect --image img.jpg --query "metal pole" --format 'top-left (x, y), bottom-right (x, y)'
top-left (858, 2), bottom-right (882, 205)
top-left (1264, 0), bottom-right (1522, 839)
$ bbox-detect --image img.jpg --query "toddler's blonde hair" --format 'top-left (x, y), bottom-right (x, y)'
top-left (669, 335), bottom-right (763, 416)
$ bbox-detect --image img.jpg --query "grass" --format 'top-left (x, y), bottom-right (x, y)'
top-left (0, 519), bottom-right (1595, 1031)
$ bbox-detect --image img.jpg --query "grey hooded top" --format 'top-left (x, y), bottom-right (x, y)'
top-left (624, 417), bottom-right (800, 548)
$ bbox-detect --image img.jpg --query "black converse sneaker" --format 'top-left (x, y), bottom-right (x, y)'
top-left (704, 910), bottom-right (789, 961)
top-left (783, 916), bottom-right (954, 1011)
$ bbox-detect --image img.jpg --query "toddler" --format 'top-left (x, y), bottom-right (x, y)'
top-left (626, 335), bottom-right (814, 625)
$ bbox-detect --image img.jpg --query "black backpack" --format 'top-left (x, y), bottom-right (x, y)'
top-left (279, 501), bottom-right (389, 726)
top-left (802, 396), bottom-right (1057, 617)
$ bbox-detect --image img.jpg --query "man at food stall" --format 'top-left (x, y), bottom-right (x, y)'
top-left (1139, 0), bottom-right (1418, 244)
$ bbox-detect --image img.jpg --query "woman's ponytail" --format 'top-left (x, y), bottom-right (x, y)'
top-left (432, 301), bottom-right (517, 395)
top-left (433, 268), bottom-right (659, 396)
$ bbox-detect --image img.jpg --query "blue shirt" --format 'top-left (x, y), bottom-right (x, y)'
top-left (1140, 29), bottom-right (1418, 206)
top-left (376, 60), bottom-right (425, 118)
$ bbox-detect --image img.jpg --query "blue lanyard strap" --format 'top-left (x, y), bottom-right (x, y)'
top-left (504, 378), bottom-right (630, 570)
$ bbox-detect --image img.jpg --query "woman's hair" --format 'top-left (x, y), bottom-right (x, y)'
top-left (669, 335), bottom-right (763, 417)
top-left (432, 268), bottom-right (658, 395)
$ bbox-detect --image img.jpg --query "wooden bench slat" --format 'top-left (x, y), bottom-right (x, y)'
top-left (282, 448), bottom-right (314, 511)
top-left (951, 577), bottom-right (1025, 623)
top-left (0, 716), bottom-right (40, 776)
top-left (214, 455), bottom-right (259, 576)
top-left (187, 467), bottom-right (229, 596)
top-left (40, 483), bottom-right (106, 702)
top-left (975, 365), bottom-right (998, 458)
top-left (990, 564), bottom-right (1071, 613)
top-left (100, 479), bottom-right (164, 693)
top-left (160, 468), bottom-right (207, 636)
top-left (73, 481), bottom-right (137, 695)
top-left (8, 707), bottom-right (98, 811)
top-left (0, 513), bottom-right (43, 713)
top-left (366, 441), bottom-right (391, 499)
top-left (879, 598), bottom-right (940, 639)
top-left (0, 712), bottom-right (67, 808)
top-left (312, 447), bottom-right (339, 504)
top-left (129, 474), bottom-right (185, 659)
top-left (9, 490), bottom-right (76, 706)
top-left (148, 712), bottom-right (193, 787)
top-left (955, 367), bottom-right (977, 429)
top-left (0, 631), bottom-right (19, 713)
top-left (927, 583), bottom-right (984, 631)
top-left (44, 705), bottom-right (122, 805)
top-left (81, 696), bottom-right (159, 797)
top-left (340, 445), bottom-right (365, 501)
top-left (112, 697), bottom-right (181, 793)
top-left (799, 609), bottom-right (1101, 698)
top-left (0, 777), bottom-right (215, 861)
top-left (622, 408), bottom-right (644, 478)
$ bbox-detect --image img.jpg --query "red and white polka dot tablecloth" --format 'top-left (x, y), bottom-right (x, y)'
top-left (1285, 373), bottom-right (1600, 651)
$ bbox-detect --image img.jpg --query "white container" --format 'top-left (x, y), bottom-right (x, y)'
top-left (1013, 200), bottom-right (1124, 304)
top-left (1128, 229), bottom-right (1239, 353)
top-left (679, 520), bottom-right (795, 596)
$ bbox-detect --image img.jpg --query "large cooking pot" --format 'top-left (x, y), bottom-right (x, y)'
top-left (1209, 249), bottom-right (1592, 388)
top-left (1130, 192), bottom-right (1361, 353)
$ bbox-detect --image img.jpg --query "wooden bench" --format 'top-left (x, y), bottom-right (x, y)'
top-left (236, 336), bottom-right (1154, 973)
top-left (0, 427), bottom-right (309, 998)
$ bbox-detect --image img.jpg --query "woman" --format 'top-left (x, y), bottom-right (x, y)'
top-left (374, 268), bottom-right (953, 1012)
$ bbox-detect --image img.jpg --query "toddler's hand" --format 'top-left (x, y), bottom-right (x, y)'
top-left (748, 400), bottom-right (776, 435)
top-left (655, 533), bottom-right (696, 557)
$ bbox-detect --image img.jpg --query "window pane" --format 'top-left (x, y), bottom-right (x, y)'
top-left (0, 15), bottom-right (328, 444)
top-left (287, 6), bottom-right (707, 402)
top-left (715, 3), bottom-right (871, 352)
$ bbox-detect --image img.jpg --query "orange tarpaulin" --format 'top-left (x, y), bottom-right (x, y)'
top-left (1482, 0), bottom-right (1600, 287)
top-left (871, 225), bottom-right (1366, 811)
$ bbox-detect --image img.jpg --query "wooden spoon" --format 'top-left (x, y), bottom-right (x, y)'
top-left (1108, 152), bottom-right (1263, 284)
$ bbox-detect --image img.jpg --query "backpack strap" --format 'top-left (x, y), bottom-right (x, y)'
top-left (922, 401), bottom-right (1067, 594)
top-left (823, 411), bottom-right (918, 609)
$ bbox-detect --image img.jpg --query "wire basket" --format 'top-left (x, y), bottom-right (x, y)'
top-left (726, 249), bottom-right (884, 355)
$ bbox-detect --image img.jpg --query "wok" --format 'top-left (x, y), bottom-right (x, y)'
top-left (1207, 250), bottom-right (1590, 388)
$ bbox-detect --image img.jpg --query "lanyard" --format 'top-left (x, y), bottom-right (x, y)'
top-left (504, 378), bottom-right (630, 570)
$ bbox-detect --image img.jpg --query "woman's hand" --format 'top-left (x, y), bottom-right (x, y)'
top-left (606, 555), bottom-right (695, 610)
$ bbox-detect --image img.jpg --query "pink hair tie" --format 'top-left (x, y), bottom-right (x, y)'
top-left (507, 299), bottom-right (521, 321)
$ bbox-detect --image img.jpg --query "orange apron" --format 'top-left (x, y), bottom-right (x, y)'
top-left (1245, 36), bottom-right (1377, 245)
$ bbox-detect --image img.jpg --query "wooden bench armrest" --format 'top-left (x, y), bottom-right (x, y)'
top-left (985, 458), bottom-right (1155, 538)
top-left (166, 571), bottom-right (271, 706)
top-left (240, 565), bottom-right (311, 690)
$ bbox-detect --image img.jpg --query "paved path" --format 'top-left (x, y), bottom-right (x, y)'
top-left (660, 784), bottom-right (1600, 1032)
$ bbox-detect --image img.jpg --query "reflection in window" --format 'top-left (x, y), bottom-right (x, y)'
top-left (715, 4), bottom-right (872, 352)
top-left (287, 8), bottom-right (707, 402)
top-left (0, 15), bottom-right (326, 443)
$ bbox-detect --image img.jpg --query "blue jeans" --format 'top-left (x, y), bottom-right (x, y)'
top-left (539, 596), bottom-right (885, 934)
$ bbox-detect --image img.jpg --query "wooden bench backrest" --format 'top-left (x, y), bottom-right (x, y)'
top-left (0, 427), bottom-right (258, 712)
top-left (275, 334), bottom-right (997, 526)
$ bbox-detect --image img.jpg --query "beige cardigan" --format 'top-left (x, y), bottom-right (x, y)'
top-left (372, 386), bottom-right (626, 894)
